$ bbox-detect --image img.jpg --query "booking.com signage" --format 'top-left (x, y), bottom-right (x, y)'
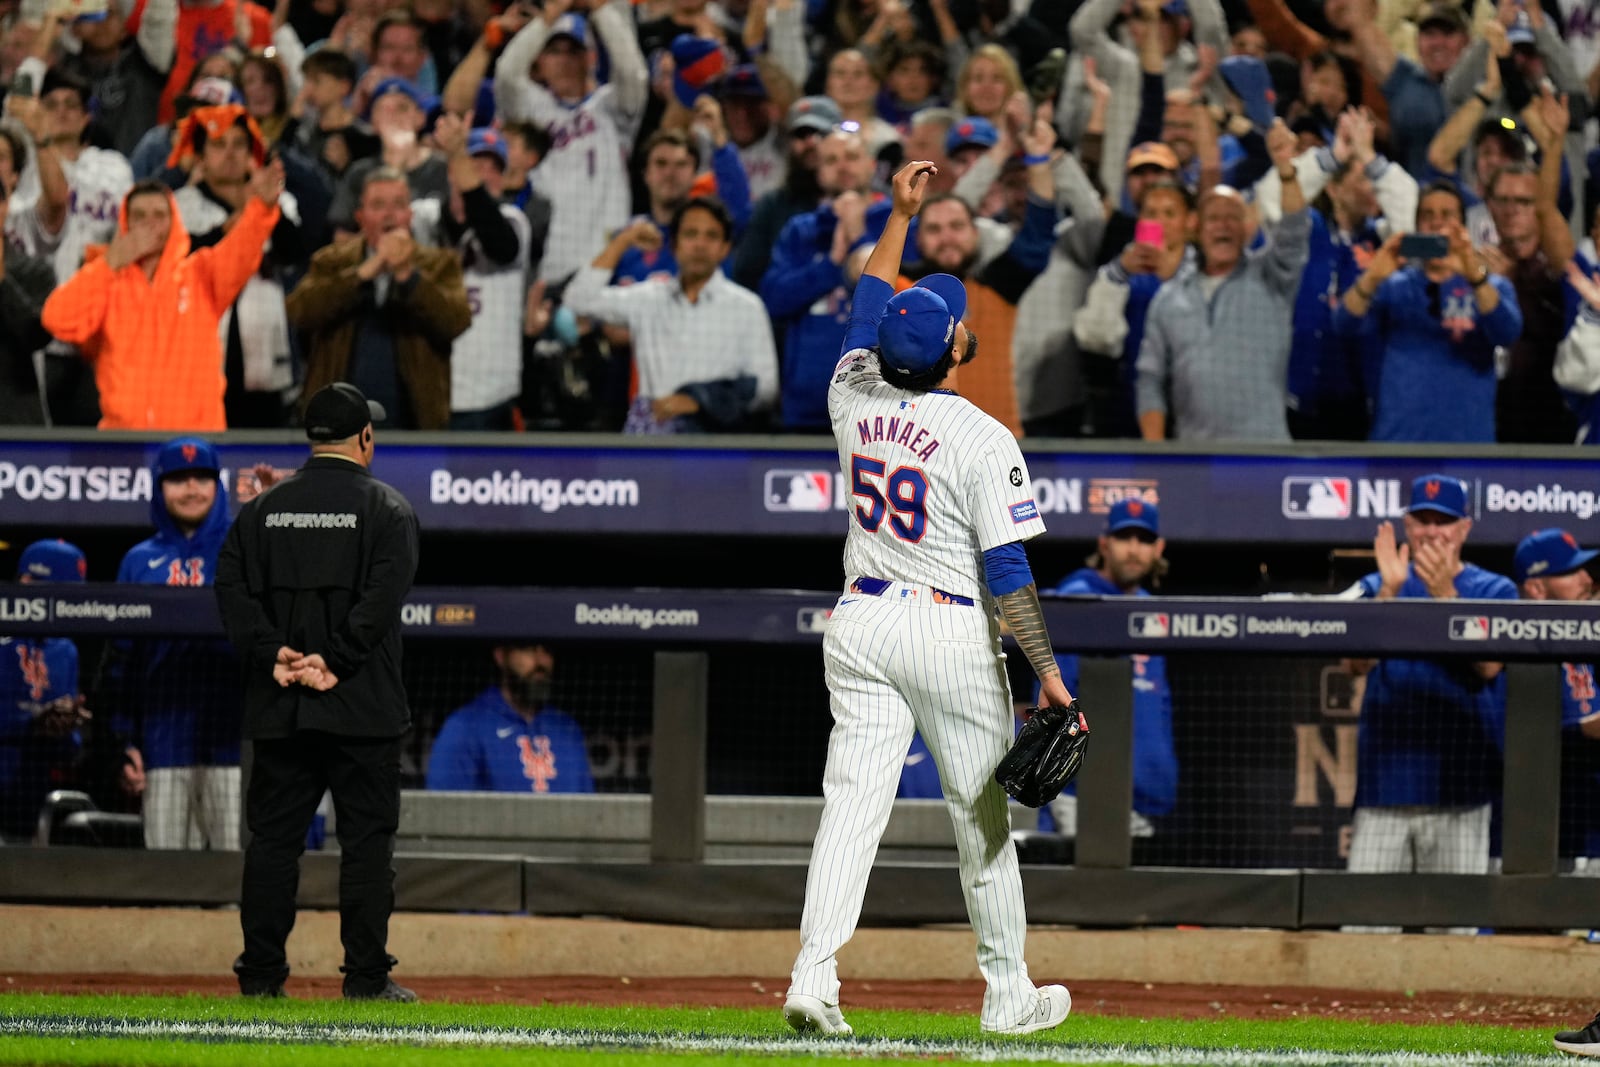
top-left (0, 438), bottom-right (1596, 546)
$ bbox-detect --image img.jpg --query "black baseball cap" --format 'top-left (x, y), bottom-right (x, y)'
top-left (305, 382), bottom-right (386, 441)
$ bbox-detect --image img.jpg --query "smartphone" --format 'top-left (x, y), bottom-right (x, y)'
top-left (1134, 219), bottom-right (1164, 247)
top-left (1398, 233), bottom-right (1449, 261)
top-left (1028, 47), bottom-right (1066, 107)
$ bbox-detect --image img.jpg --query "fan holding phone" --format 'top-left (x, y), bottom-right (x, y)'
top-left (1333, 185), bottom-right (1522, 442)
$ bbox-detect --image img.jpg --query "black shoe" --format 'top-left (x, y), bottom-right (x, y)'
top-left (240, 984), bottom-right (286, 999)
top-left (343, 977), bottom-right (418, 1003)
top-left (234, 954), bottom-right (289, 999)
top-left (1554, 1011), bottom-right (1600, 1057)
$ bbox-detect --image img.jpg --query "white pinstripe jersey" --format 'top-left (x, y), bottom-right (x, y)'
top-left (499, 81), bottom-right (638, 283)
top-left (7, 146), bottom-right (133, 286)
top-left (828, 347), bottom-right (1047, 604)
top-left (410, 197), bottom-right (532, 412)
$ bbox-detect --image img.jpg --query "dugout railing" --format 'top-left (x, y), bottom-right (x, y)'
top-left (1, 584), bottom-right (1597, 932)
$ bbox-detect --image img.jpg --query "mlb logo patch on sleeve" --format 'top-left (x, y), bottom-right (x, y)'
top-left (1009, 500), bottom-right (1039, 523)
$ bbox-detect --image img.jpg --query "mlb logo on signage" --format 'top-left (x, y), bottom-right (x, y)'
top-left (1449, 615), bottom-right (1490, 640)
top-left (1128, 612), bottom-right (1170, 639)
top-left (1281, 476), bottom-right (1352, 519)
top-left (764, 470), bottom-right (834, 512)
top-left (797, 607), bottom-right (831, 634)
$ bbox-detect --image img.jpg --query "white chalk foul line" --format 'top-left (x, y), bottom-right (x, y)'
top-left (0, 1016), bottom-right (1576, 1066)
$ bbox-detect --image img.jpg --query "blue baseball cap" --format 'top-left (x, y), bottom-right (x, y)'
top-left (1106, 498), bottom-right (1159, 536)
top-left (154, 436), bottom-right (221, 481)
top-left (945, 116), bottom-right (998, 155)
top-left (364, 76), bottom-right (438, 121)
top-left (720, 63), bottom-right (768, 99)
top-left (17, 539), bottom-right (86, 582)
top-left (1406, 473), bottom-right (1468, 519)
top-left (1514, 528), bottom-right (1600, 582)
top-left (670, 34), bottom-right (726, 109)
top-left (878, 274), bottom-right (968, 375)
top-left (1506, 10), bottom-right (1536, 45)
top-left (545, 11), bottom-right (594, 50)
top-left (467, 126), bottom-right (508, 167)
top-left (1219, 54), bottom-right (1277, 132)
top-left (1162, 0), bottom-right (1189, 13)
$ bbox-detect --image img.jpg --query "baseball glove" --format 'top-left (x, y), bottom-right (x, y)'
top-left (994, 701), bottom-right (1090, 808)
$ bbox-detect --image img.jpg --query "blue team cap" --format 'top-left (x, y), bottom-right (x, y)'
top-left (1513, 527), bottom-right (1600, 582)
top-left (945, 116), bottom-right (999, 155)
top-left (364, 77), bottom-right (439, 121)
top-left (545, 11), bottom-right (594, 50)
top-left (1106, 498), bottom-right (1159, 536)
top-left (154, 437), bottom-right (221, 481)
top-left (878, 274), bottom-right (969, 374)
top-left (670, 34), bottom-right (726, 109)
top-left (1406, 473), bottom-right (1468, 519)
top-left (1219, 54), bottom-right (1277, 132)
top-left (467, 126), bottom-right (508, 167)
top-left (17, 539), bottom-right (86, 582)
top-left (720, 63), bottom-right (768, 99)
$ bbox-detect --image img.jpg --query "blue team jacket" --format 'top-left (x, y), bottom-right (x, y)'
top-left (108, 467), bottom-right (240, 768)
top-left (761, 198), bottom-right (894, 431)
top-left (1557, 661), bottom-right (1600, 857)
top-left (1354, 565), bottom-right (1516, 808)
top-left (897, 730), bottom-right (942, 799)
top-left (1287, 209), bottom-right (1373, 421)
top-left (426, 686), bottom-right (595, 794)
top-left (1098, 258), bottom-right (1184, 438)
top-left (0, 636), bottom-right (81, 839)
top-left (1332, 266), bottom-right (1522, 442)
top-left (1040, 568), bottom-right (1177, 818)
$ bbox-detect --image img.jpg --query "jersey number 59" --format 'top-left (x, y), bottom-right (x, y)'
top-left (852, 455), bottom-right (927, 542)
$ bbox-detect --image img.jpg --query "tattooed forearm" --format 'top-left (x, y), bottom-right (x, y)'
top-left (997, 583), bottom-right (1060, 683)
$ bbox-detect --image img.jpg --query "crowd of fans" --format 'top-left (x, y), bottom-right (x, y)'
top-left (1, 0), bottom-right (1600, 442)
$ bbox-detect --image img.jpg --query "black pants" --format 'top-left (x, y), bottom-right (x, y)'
top-left (236, 731), bottom-right (402, 992)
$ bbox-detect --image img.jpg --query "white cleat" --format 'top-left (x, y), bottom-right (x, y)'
top-left (783, 993), bottom-right (853, 1036)
top-left (985, 984), bottom-right (1072, 1036)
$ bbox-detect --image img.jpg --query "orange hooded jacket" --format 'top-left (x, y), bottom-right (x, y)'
top-left (42, 186), bottom-right (281, 431)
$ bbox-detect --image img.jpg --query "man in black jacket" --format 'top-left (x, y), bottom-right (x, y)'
top-left (216, 381), bottom-right (420, 1003)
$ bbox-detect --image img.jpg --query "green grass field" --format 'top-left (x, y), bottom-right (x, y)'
top-left (0, 992), bottom-right (1579, 1066)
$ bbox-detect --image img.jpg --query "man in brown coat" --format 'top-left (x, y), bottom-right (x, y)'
top-left (287, 166), bottom-right (472, 430)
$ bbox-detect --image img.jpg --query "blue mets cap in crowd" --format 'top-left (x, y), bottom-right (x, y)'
top-left (1106, 498), bottom-right (1160, 537)
top-left (1506, 10), bottom-right (1536, 45)
top-left (1219, 53), bottom-right (1277, 132)
top-left (945, 116), bottom-right (999, 155)
top-left (1514, 528), bottom-right (1600, 582)
top-left (1406, 473), bottom-right (1468, 519)
top-left (154, 437), bottom-right (221, 481)
top-left (545, 11), bottom-right (594, 50)
top-left (18, 539), bottom-right (86, 582)
top-left (720, 63), bottom-right (768, 99)
top-left (671, 34), bottom-right (726, 108)
top-left (467, 126), bottom-right (508, 167)
top-left (878, 274), bottom-right (968, 375)
top-left (364, 77), bottom-right (439, 121)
